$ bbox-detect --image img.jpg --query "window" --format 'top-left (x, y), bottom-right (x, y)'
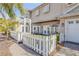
top-left (51, 25), bottom-right (58, 34)
top-left (26, 23), bottom-right (29, 25)
top-left (44, 31), bottom-right (46, 34)
top-left (22, 27), bottom-right (24, 32)
top-left (68, 21), bottom-right (73, 24)
top-left (26, 23), bottom-right (30, 32)
top-left (34, 27), bottom-right (36, 30)
top-left (76, 20), bottom-right (79, 23)
top-left (61, 23), bottom-right (64, 27)
top-left (67, 3), bottom-right (73, 5)
top-left (33, 26), bottom-right (38, 34)
top-left (43, 26), bottom-right (49, 35)
top-left (42, 4), bottom-right (50, 13)
top-left (35, 10), bottom-right (40, 16)
top-left (26, 27), bottom-right (28, 32)
top-left (37, 27), bottom-right (39, 33)
top-left (67, 3), bottom-right (73, 6)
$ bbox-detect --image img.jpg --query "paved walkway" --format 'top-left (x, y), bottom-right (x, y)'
top-left (53, 45), bottom-right (79, 56)
top-left (9, 43), bottom-right (40, 56)
top-left (0, 39), bottom-right (14, 56)
top-left (0, 34), bottom-right (6, 40)
top-left (64, 42), bottom-right (79, 51)
top-left (0, 34), bottom-right (40, 56)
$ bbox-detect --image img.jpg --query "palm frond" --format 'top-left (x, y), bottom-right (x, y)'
top-left (0, 3), bottom-right (27, 19)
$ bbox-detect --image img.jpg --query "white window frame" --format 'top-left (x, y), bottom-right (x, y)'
top-left (42, 4), bottom-right (50, 13)
top-left (76, 20), bottom-right (79, 24)
top-left (35, 10), bottom-right (40, 16)
top-left (22, 26), bottom-right (24, 32)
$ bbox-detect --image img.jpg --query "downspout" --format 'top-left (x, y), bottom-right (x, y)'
top-left (64, 20), bottom-right (65, 45)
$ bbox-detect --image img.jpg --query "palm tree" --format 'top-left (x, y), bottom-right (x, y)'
top-left (0, 3), bottom-right (26, 19)
top-left (0, 3), bottom-right (26, 39)
top-left (0, 18), bottom-right (18, 39)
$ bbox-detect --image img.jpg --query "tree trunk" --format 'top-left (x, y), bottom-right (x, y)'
top-left (6, 30), bottom-right (10, 40)
top-left (0, 10), bottom-right (6, 19)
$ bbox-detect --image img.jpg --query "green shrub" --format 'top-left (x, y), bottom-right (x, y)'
top-left (56, 33), bottom-right (60, 44)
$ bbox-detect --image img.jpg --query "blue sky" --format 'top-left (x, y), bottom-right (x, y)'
top-left (24, 3), bottom-right (42, 10)
top-left (15, 3), bottom-right (42, 17)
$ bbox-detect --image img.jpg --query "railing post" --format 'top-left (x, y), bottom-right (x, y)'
top-left (39, 35), bottom-right (41, 54)
top-left (34, 35), bottom-right (36, 51)
top-left (42, 36), bottom-right (46, 56)
top-left (29, 36), bottom-right (31, 48)
top-left (36, 40), bottom-right (38, 53)
top-left (49, 34), bottom-right (56, 54)
top-left (31, 35), bottom-right (33, 49)
top-left (17, 32), bottom-right (20, 43)
top-left (53, 34), bottom-right (56, 51)
top-left (45, 36), bottom-right (49, 56)
top-left (30, 35), bottom-right (32, 49)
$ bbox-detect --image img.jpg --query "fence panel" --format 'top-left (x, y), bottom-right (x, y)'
top-left (10, 32), bottom-right (56, 56)
top-left (22, 33), bottom-right (56, 56)
top-left (10, 31), bottom-right (18, 40)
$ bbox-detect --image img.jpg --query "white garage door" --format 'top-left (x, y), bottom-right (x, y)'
top-left (65, 19), bottom-right (79, 43)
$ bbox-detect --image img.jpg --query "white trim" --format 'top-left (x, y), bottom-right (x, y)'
top-left (63, 4), bottom-right (79, 14)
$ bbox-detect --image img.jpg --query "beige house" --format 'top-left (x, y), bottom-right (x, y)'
top-left (29, 3), bottom-right (79, 44)
top-left (59, 4), bottom-right (79, 43)
top-left (30, 3), bottom-right (67, 35)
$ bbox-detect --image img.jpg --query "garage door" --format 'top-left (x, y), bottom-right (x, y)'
top-left (65, 19), bottom-right (79, 43)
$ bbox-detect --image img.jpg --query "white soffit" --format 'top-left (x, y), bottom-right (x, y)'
top-left (63, 4), bottom-right (79, 14)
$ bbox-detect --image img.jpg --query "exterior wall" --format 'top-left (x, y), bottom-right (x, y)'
top-left (30, 3), bottom-right (78, 39)
top-left (31, 3), bottom-right (68, 23)
top-left (32, 20), bottom-right (59, 26)
top-left (59, 16), bottom-right (79, 43)
top-left (59, 19), bottom-right (65, 43)
top-left (31, 20), bottom-right (60, 35)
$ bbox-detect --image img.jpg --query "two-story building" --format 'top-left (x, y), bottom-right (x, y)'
top-left (30, 3), bottom-right (69, 35)
top-left (29, 3), bottom-right (79, 45)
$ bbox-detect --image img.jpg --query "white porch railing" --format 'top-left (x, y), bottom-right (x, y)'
top-left (22, 33), bottom-right (56, 56)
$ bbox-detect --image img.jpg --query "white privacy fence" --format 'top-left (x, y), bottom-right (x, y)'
top-left (10, 31), bottom-right (57, 56)
top-left (22, 34), bottom-right (56, 56)
top-left (10, 31), bottom-right (18, 40)
top-left (10, 31), bottom-right (23, 42)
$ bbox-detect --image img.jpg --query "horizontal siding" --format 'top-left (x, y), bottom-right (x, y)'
top-left (31, 3), bottom-right (68, 23)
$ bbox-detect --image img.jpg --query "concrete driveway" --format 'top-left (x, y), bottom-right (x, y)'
top-left (53, 43), bottom-right (79, 56)
top-left (9, 43), bottom-right (40, 56)
top-left (64, 42), bottom-right (79, 51)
